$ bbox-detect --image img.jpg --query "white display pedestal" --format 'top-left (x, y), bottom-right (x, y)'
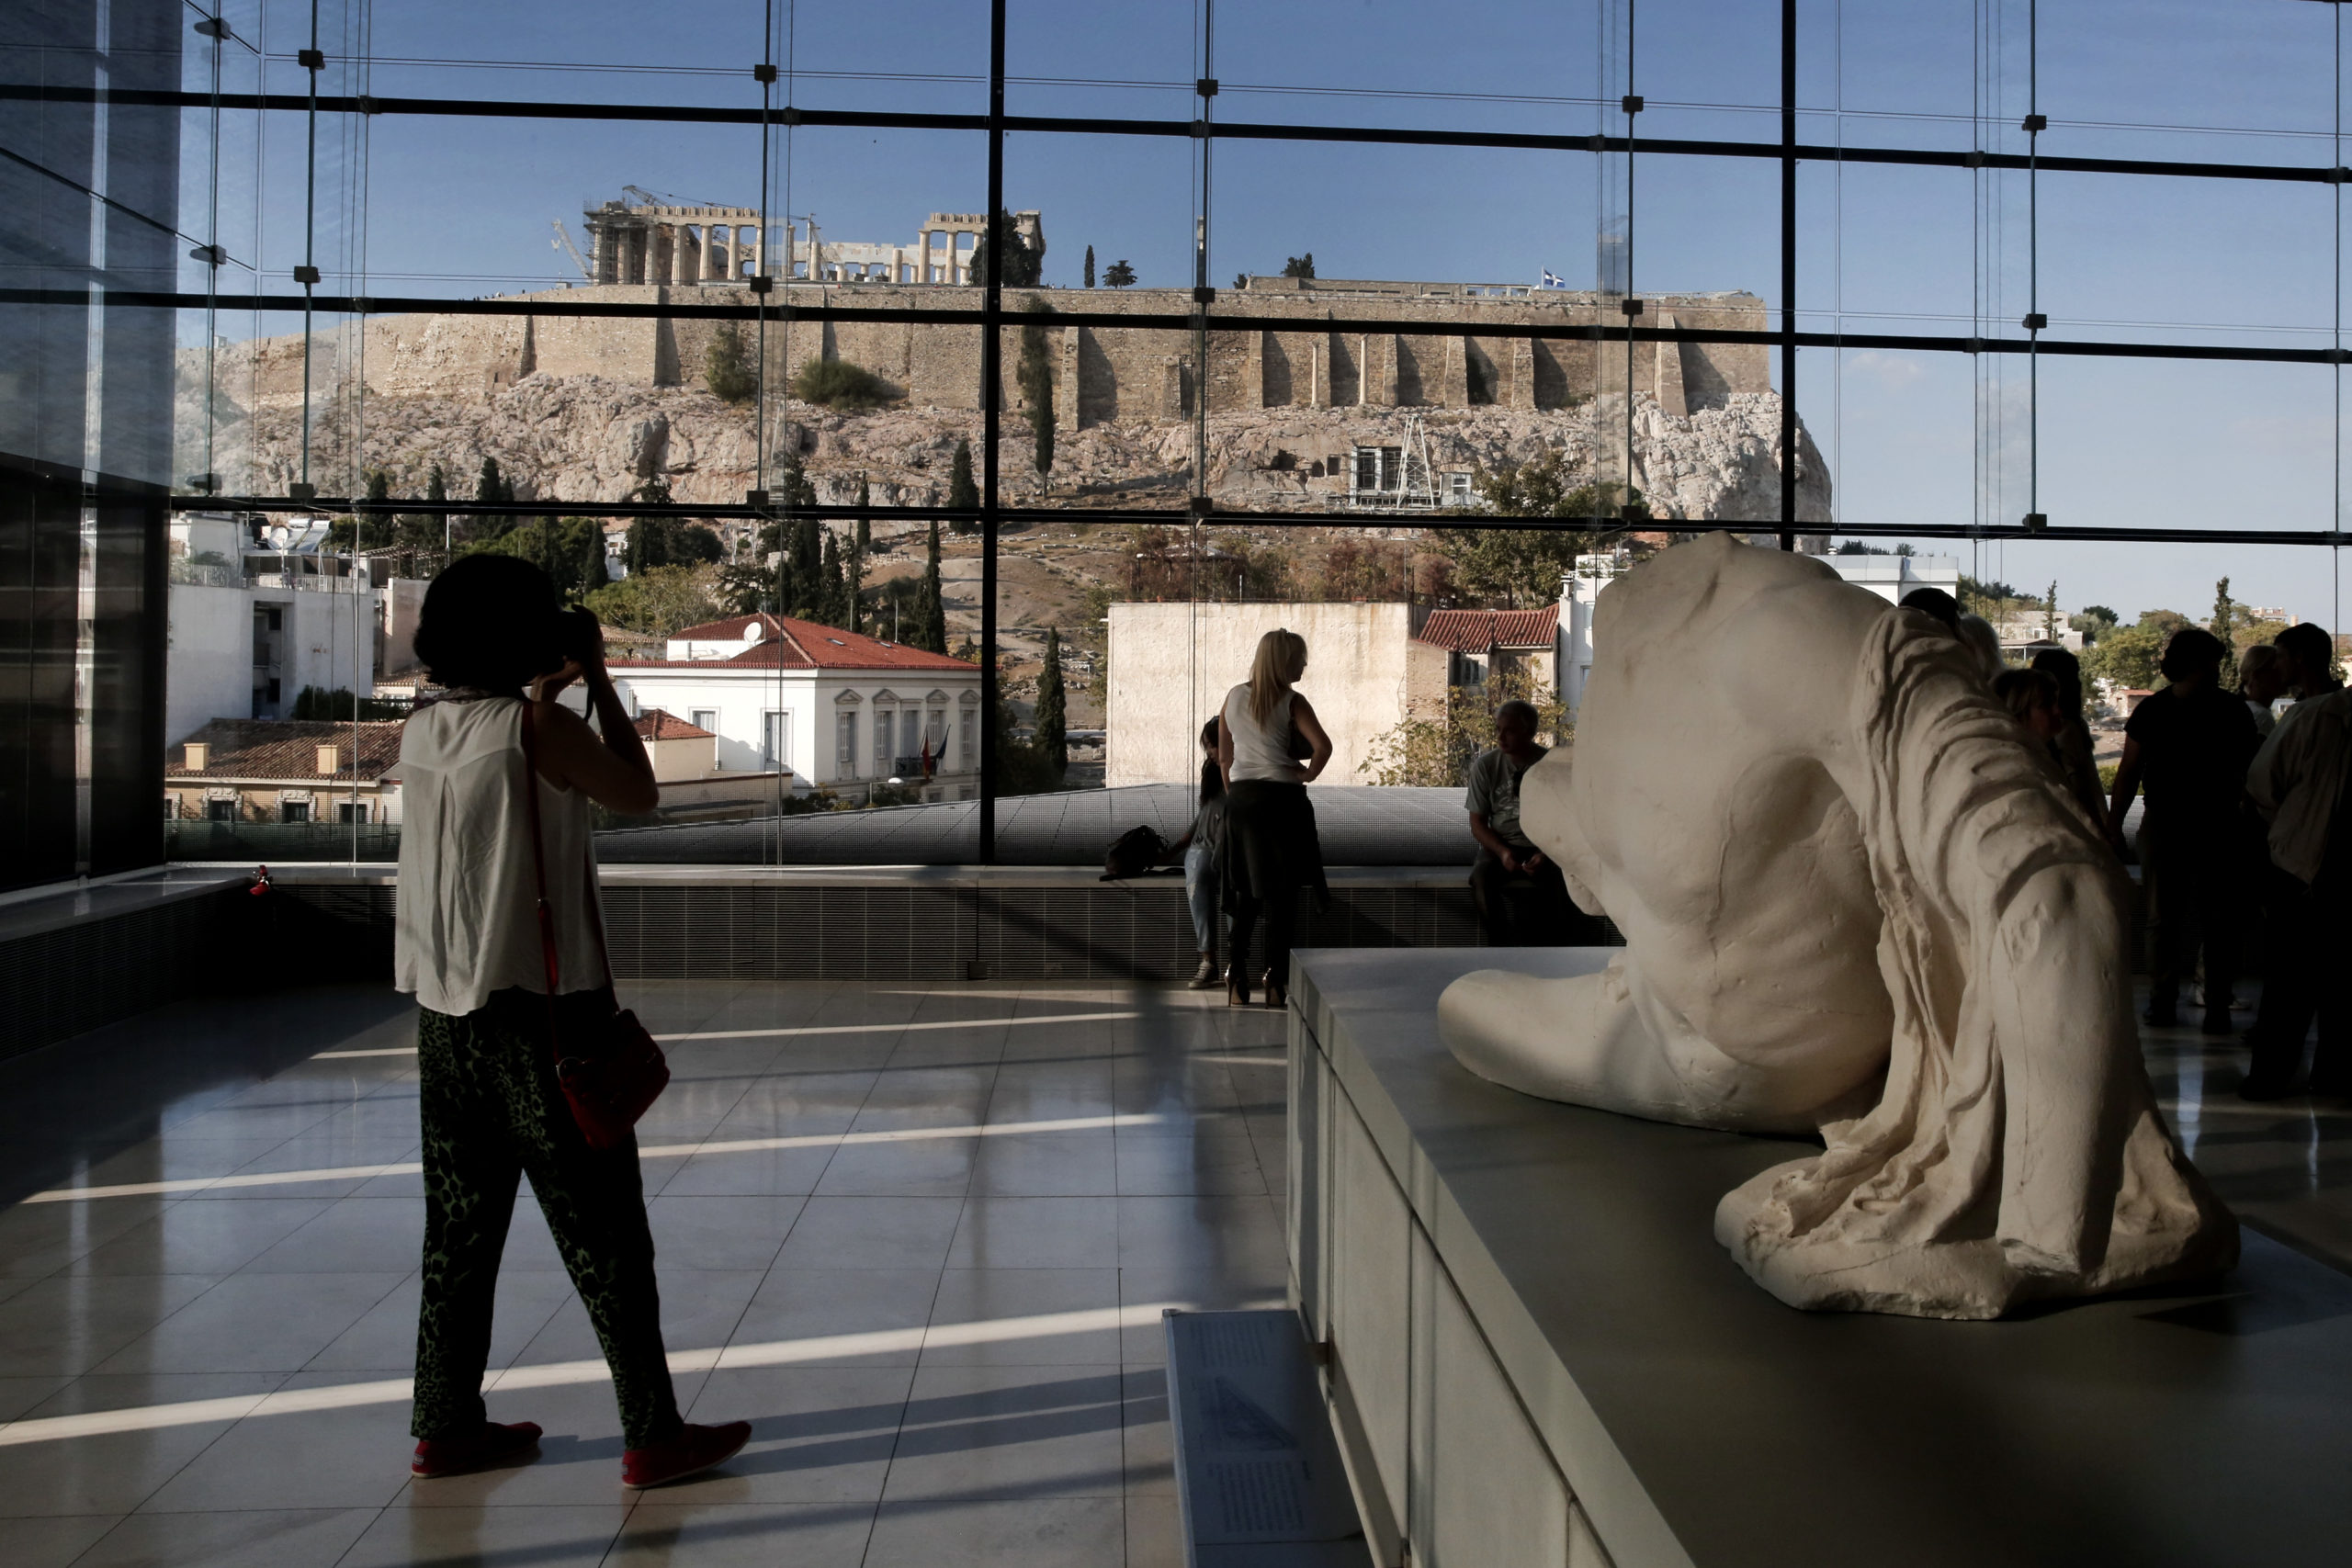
top-left (1287, 948), bottom-right (2352, 1568)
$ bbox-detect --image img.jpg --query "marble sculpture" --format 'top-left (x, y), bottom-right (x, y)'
top-left (1439, 535), bottom-right (2237, 1319)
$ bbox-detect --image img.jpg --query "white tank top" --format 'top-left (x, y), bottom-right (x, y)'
top-left (1224, 683), bottom-right (1306, 784)
top-left (392, 698), bottom-right (607, 1017)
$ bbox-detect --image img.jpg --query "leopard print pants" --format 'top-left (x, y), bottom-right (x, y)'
top-left (411, 990), bottom-right (682, 1449)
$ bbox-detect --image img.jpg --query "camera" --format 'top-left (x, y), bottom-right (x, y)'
top-left (552, 605), bottom-right (603, 667)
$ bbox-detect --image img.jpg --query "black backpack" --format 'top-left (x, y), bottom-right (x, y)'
top-left (1102, 825), bottom-right (1169, 881)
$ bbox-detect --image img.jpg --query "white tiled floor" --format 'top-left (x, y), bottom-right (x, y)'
top-left (0, 980), bottom-right (1291, 1566)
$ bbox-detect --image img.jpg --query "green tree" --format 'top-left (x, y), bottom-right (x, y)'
top-left (1283, 253), bottom-right (1315, 278)
top-left (625, 516), bottom-right (669, 575)
top-left (580, 520), bottom-right (611, 595)
top-left (1360, 667), bottom-right (1569, 787)
top-left (1083, 244), bottom-right (1095, 288)
top-left (2081, 623), bottom-right (2165, 693)
top-left (1430, 453), bottom-right (1621, 607)
top-left (967, 209), bottom-right (1043, 288)
top-left (669, 522), bottom-right (724, 566)
top-left (1035, 627), bottom-right (1069, 777)
top-left (1018, 302), bottom-right (1057, 483)
top-left (473, 456), bottom-right (511, 541)
top-left (913, 519), bottom-right (948, 653)
top-left (817, 529), bottom-right (846, 627)
top-left (851, 472), bottom-right (879, 629)
top-left (705, 321), bottom-right (758, 404)
top-left (1102, 258), bottom-right (1136, 288)
top-left (584, 564), bottom-right (720, 637)
top-left (2211, 576), bottom-right (2241, 686)
top-left (991, 697), bottom-right (1063, 796)
top-left (2044, 581), bottom-right (2059, 639)
top-left (946, 437), bottom-right (979, 534)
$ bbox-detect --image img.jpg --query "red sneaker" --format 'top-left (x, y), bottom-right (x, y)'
top-left (621, 1420), bottom-right (752, 1488)
top-left (411, 1419), bottom-right (543, 1478)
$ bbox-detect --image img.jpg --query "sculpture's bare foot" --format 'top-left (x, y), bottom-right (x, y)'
top-left (1440, 959), bottom-right (1828, 1135)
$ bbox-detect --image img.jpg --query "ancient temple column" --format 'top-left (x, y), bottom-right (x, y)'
top-left (752, 222), bottom-right (767, 280)
top-left (709, 228), bottom-right (732, 282)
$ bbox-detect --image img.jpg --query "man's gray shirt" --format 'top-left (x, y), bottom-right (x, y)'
top-left (1464, 745), bottom-right (1547, 850)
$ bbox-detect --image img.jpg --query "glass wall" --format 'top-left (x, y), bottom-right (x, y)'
top-left (5, 0), bottom-right (2337, 877)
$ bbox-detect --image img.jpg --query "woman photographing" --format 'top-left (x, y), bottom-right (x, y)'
top-left (1217, 627), bottom-right (1333, 1009)
top-left (394, 554), bottom-right (748, 1487)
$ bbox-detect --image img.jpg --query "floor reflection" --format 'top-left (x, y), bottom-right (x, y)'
top-left (0, 979), bottom-right (1288, 1566)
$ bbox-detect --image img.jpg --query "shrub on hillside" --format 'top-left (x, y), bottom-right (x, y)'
top-left (791, 358), bottom-right (901, 411)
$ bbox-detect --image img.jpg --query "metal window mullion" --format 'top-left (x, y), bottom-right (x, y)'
top-left (1780, 0), bottom-right (1796, 551)
top-left (978, 0), bottom-right (1005, 865)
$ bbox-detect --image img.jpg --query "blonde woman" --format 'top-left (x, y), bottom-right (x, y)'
top-left (1216, 627), bottom-right (1333, 1008)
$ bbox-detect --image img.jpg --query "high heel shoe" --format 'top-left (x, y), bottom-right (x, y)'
top-left (1261, 972), bottom-right (1288, 1010)
top-left (1227, 967), bottom-right (1253, 1007)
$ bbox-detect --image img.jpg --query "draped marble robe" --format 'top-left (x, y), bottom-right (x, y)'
top-left (1437, 535), bottom-right (2235, 1319)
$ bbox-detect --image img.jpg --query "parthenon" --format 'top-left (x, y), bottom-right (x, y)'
top-left (581, 198), bottom-right (1045, 288)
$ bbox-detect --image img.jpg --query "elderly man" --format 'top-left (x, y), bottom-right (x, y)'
top-left (1465, 699), bottom-right (1571, 946)
top-left (2241, 632), bottom-right (2352, 1100)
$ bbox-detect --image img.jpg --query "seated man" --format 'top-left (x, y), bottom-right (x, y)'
top-left (1465, 699), bottom-right (1572, 946)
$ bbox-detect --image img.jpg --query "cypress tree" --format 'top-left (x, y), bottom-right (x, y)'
top-left (820, 529), bottom-right (844, 627)
top-left (1084, 244), bottom-right (1096, 288)
top-left (947, 438), bottom-right (979, 535)
top-left (849, 475), bottom-right (870, 632)
top-left (914, 518), bottom-right (948, 653)
top-left (581, 520), bottom-right (610, 592)
top-left (791, 517), bottom-right (822, 615)
top-left (361, 469), bottom-right (390, 552)
top-left (1019, 303), bottom-right (1056, 483)
top-left (474, 455), bottom-right (507, 540)
top-left (426, 462), bottom-right (449, 556)
top-left (1035, 626), bottom-right (1068, 777)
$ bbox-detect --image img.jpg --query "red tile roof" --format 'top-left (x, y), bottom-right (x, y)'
top-left (671, 612), bottom-right (783, 642)
top-left (633, 708), bottom-right (715, 740)
top-left (616, 614), bottom-right (977, 673)
top-left (1415, 605), bottom-right (1560, 653)
top-left (167, 719), bottom-right (404, 783)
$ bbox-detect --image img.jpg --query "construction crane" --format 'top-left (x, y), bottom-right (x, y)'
top-left (622, 184), bottom-right (721, 211)
top-left (548, 220), bottom-right (590, 282)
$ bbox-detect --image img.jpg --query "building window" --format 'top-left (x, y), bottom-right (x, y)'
top-left (901, 709), bottom-right (922, 761)
top-left (337, 800), bottom-right (368, 824)
top-left (207, 799), bottom-right (234, 822)
top-left (763, 710), bottom-right (791, 771)
top-left (280, 801), bottom-right (311, 824)
top-left (835, 712), bottom-right (857, 777)
top-left (164, 795), bottom-right (175, 819)
top-left (875, 706), bottom-right (894, 769)
top-left (690, 707), bottom-right (718, 733)
top-left (1352, 446), bottom-right (1406, 492)
top-left (959, 712), bottom-right (976, 769)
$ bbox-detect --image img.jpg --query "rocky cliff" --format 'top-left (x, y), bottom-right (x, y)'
top-left (176, 365), bottom-right (1829, 522)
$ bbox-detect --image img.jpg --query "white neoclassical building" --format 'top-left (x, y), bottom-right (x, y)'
top-left (606, 614), bottom-right (983, 802)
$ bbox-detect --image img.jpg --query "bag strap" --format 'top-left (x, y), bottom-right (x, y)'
top-left (517, 703), bottom-right (566, 1060)
top-left (520, 699), bottom-right (620, 1001)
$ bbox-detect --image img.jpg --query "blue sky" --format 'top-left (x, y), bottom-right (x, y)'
top-left (183, 0), bottom-right (2352, 627)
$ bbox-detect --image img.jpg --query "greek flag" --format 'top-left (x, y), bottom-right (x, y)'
top-left (1541, 269), bottom-right (1565, 289)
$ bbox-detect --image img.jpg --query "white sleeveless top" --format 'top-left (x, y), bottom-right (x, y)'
top-left (1223, 683), bottom-right (1306, 784)
top-left (392, 698), bottom-right (606, 1017)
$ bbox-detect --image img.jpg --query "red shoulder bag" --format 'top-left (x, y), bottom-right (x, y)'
top-left (518, 702), bottom-right (670, 1149)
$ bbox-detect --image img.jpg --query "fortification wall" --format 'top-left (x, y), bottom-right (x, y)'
top-left (201, 283), bottom-right (1771, 427)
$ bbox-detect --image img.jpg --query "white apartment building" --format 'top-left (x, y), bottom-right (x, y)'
top-left (606, 614), bottom-right (983, 801)
top-left (167, 512), bottom-right (381, 742)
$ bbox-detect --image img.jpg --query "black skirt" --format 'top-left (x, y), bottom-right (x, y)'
top-left (1219, 779), bottom-right (1327, 912)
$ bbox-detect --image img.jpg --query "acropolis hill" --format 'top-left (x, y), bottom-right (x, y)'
top-left (183, 273), bottom-right (1829, 521)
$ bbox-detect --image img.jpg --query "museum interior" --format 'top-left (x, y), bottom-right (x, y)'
top-left (5, 2), bottom-right (2352, 1564)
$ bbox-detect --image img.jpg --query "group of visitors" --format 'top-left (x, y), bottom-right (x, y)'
top-left (1905, 587), bottom-right (2350, 1100)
